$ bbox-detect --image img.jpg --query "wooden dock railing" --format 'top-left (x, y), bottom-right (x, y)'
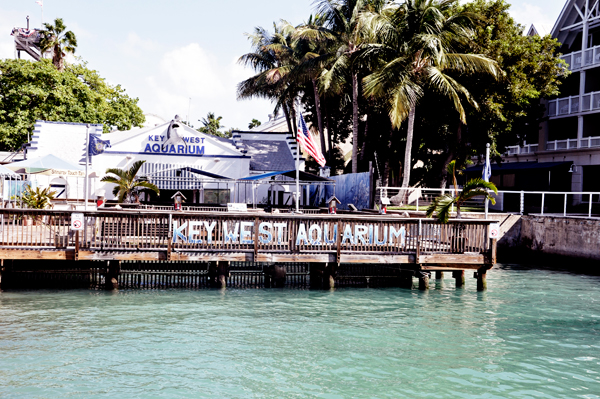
top-left (0, 209), bottom-right (496, 268)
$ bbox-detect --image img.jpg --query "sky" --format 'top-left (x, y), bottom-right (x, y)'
top-left (0, 0), bottom-right (569, 131)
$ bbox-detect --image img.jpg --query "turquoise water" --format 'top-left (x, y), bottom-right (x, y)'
top-left (1, 265), bottom-right (599, 398)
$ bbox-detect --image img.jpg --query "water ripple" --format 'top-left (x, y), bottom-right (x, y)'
top-left (0, 265), bottom-right (599, 398)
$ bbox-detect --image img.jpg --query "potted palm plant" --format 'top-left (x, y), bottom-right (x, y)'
top-left (100, 160), bottom-right (160, 204)
top-left (20, 185), bottom-right (57, 225)
top-left (426, 161), bottom-right (497, 253)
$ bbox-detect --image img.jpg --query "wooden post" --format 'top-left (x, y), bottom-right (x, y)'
top-left (263, 264), bottom-right (272, 288)
top-left (272, 264), bottom-right (287, 288)
top-left (400, 270), bottom-right (413, 289)
top-left (323, 263), bottom-right (335, 289)
top-left (435, 271), bottom-right (444, 280)
top-left (0, 259), bottom-right (3, 291)
top-left (453, 270), bottom-right (465, 288)
top-left (105, 260), bottom-right (120, 290)
top-left (216, 261), bottom-right (229, 289)
top-left (418, 272), bottom-right (429, 290)
top-left (476, 268), bottom-right (487, 291)
top-left (309, 263), bottom-right (323, 289)
top-left (75, 230), bottom-right (80, 261)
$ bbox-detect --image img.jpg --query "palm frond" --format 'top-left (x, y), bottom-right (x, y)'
top-left (426, 194), bottom-right (455, 224)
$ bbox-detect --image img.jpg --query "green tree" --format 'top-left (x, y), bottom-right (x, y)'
top-left (426, 160), bottom-right (497, 222)
top-left (248, 119), bottom-right (262, 129)
top-left (39, 18), bottom-right (77, 71)
top-left (298, 0), bottom-right (388, 173)
top-left (363, 0), bottom-right (500, 189)
top-left (198, 112), bottom-right (230, 138)
top-left (457, 0), bottom-right (566, 160)
top-left (101, 160), bottom-right (159, 203)
top-left (0, 59), bottom-right (145, 151)
top-left (238, 22), bottom-right (302, 137)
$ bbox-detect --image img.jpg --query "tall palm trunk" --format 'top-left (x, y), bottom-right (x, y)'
top-left (325, 106), bottom-right (333, 161)
top-left (282, 104), bottom-right (294, 135)
top-left (401, 105), bottom-right (416, 188)
top-left (312, 79), bottom-right (326, 161)
top-left (351, 71), bottom-right (359, 174)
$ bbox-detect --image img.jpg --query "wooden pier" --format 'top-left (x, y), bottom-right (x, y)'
top-left (0, 209), bottom-right (497, 290)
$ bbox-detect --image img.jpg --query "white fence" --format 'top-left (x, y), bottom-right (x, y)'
top-left (376, 187), bottom-right (600, 218)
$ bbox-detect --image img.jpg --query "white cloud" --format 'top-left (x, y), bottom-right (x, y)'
top-left (159, 43), bottom-right (225, 97)
top-left (0, 9), bottom-right (26, 60)
top-left (118, 32), bottom-right (160, 57)
top-left (509, 3), bottom-right (556, 34)
top-left (139, 43), bottom-right (273, 130)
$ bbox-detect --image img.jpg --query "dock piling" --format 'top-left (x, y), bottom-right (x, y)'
top-left (453, 270), bottom-right (465, 288)
top-left (418, 272), bottom-right (430, 290)
top-left (476, 269), bottom-right (487, 291)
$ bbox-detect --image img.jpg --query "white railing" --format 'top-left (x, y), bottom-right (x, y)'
top-left (544, 136), bottom-right (600, 151)
top-left (560, 45), bottom-right (600, 71)
top-left (505, 144), bottom-right (539, 155)
top-left (547, 91), bottom-right (600, 117)
top-left (376, 187), bottom-right (600, 218)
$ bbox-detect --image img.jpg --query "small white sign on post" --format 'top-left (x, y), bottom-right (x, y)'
top-left (227, 203), bottom-right (248, 212)
top-left (489, 223), bottom-right (500, 239)
top-left (71, 213), bottom-right (84, 231)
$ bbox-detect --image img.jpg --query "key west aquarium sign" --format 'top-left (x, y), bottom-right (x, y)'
top-left (172, 220), bottom-right (407, 247)
top-left (143, 135), bottom-right (205, 155)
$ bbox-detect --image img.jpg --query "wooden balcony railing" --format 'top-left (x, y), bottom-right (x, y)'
top-left (0, 209), bottom-right (496, 266)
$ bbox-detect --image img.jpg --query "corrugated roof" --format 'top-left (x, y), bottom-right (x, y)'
top-left (243, 140), bottom-right (295, 171)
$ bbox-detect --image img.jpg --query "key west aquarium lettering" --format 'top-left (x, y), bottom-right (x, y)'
top-left (172, 220), bottom-right (406, 247)
top-left (144, 135), bottom-right (205, 155)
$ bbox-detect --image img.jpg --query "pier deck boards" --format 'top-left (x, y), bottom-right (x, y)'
top-left (0, 209), bottom-right (496, 270)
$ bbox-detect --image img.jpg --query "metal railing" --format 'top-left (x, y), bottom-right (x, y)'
top-left (505, 144), bottom-right (539, 155)
top-left (377, 187), bottom-right (600, 218)
top-left (547, 91), bottom-right (600, 118)
top-left (506, 137), bottom-right (600, 153)
top-left (560, 46), bottom-right (600, 71)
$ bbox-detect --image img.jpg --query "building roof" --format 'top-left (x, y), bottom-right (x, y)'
top-left (243, 140), bottom-right (296, 171)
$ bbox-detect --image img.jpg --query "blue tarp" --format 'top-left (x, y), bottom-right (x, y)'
top-left (310, 172), bottom-right (372, 210)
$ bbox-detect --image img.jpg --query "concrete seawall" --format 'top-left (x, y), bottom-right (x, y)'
top-left (492, 214), bottom-right (600, 265)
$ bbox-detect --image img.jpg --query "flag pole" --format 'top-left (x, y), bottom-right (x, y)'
top-left (295, 114), bottom-right (300, 214)
top-left (84, 124), bottom-right (90, 211)
top-left (484, 142), bottom-right (490, 219)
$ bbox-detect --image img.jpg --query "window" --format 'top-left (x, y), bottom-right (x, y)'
top-left (204, 189), bottom-right (230, 204)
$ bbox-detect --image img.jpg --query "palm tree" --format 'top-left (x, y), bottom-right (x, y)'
top-left (248, 119), bottom-right (262, 129)
top-left (362, 0), bottom-right (501, 188)
top-left (101, 160), bottom-right (159, 203)
top-left (426, 160), bottom-right (497, 223)
top-left (198, 112), bottom-right (228, 137)
top-left (237, 23), bottom-right (301, 137)
top-left (39, 18), bottom-right (77, 71)
top-left (297, 0), bottom-right (388, 173)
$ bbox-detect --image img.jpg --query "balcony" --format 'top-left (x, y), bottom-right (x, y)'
top-left (561, 46), bottom-right (600, 71)
top-left (545, 136), bottom-right (600, 151)
top-left (505, 144), bottom-right (539, 155)
top-left (506, 137), bottom-right (600, 153)
top-left (547, 91), bottom-right (600, 117)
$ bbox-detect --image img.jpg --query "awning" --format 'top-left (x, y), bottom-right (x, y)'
top-left (183, 167), bottom-right (231, 180)
top-left (0, 164), bottom-right (19, 177)
top-left (6, 154), bottom-right (85, 176)
top-left (240, 170), bottom-right (333, 182)
top-left (465, 161), bottom-right (571, 173)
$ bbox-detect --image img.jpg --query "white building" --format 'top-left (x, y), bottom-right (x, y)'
top-left (12, 116), bottom-right (320, 207)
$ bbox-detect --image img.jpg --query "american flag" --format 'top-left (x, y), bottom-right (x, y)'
top-left (297, 113), bottom-right (326, 167)
top-left (36, 0), bottom-right (43, 6)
